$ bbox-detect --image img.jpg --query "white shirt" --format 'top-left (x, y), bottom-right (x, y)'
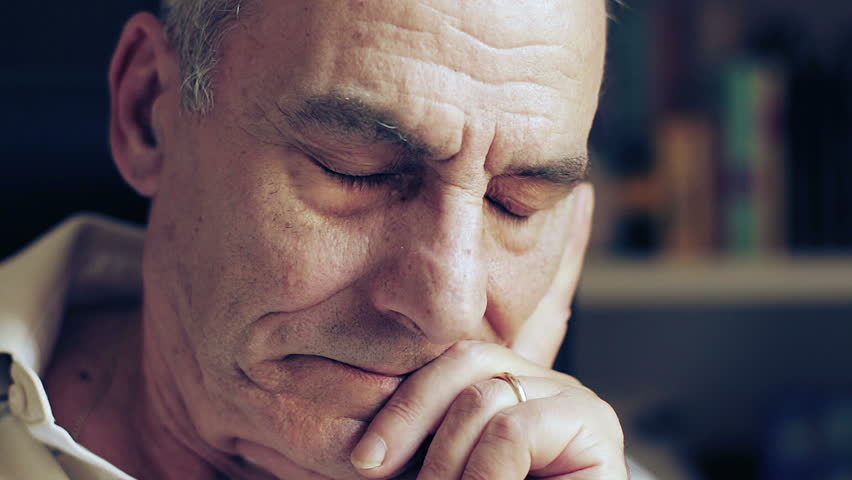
top-left (0, 214), bottom-right (658, 480)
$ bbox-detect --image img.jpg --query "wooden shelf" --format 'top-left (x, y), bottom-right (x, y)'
top-left (577, 256), bottom-right (852, 307)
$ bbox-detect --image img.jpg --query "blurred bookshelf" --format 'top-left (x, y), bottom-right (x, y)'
top-left (588, 0), bottom-right (852, 262)
top-left (576, 1), bottom-right (852, 479)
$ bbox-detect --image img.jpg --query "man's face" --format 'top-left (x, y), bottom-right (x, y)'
top-left (141, 0), bottom-right (606, 478)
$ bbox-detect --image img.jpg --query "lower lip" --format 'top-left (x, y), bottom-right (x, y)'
top-left (283, 354), bottom-right (405, 391)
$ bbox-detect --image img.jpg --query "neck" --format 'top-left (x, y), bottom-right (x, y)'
top-left (46, 305), bottom-right (225, 480)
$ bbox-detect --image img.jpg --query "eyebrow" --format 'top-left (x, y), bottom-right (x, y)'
top-left (279, 93), bottom-right (590, 186)
top-left (279, 93), bottom-right (433, 160)
top-left (502, 155), bottom-right (591, 186)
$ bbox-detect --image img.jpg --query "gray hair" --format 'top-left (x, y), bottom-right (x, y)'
top-left (160, 0), bottom-right (245, 113)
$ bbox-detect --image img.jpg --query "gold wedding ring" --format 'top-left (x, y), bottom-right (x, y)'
top-left (493, 372), bottom-right (527, 404)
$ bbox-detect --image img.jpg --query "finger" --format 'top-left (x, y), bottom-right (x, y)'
top-left (464, 410), bottom-right (530, 480)
top-left (462, 393), bottom-right (627, 480)
top-left (511, 182), bottom-right (594, 366)
top-left (350, 342), bottom-right (576, 478)
top-left (417, 377), bottom-right (563, 480)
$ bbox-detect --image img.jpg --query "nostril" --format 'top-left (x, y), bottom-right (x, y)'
top-left (384, 309), bottom-right (425, 337)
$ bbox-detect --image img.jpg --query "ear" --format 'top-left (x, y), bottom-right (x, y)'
top-left (109, 12), bottom-right (177, 198)
top-left (510, 183), bottom-right (595, 367)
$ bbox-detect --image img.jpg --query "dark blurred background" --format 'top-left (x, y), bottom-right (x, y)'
top-left (2, 1), bottom-right (851, 479)
top-left (0, 2), bottom-right (154, 253)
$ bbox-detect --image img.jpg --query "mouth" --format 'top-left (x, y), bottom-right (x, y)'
top-left (236, 352), bottom-right (416, 418)
top-left (281, 354), bottom-right (409, 389)
top-left (284, 353), bottom-right (418, 377)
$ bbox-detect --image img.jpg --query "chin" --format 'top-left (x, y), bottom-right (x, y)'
top-left (207, 407), bottom-right (368, 480)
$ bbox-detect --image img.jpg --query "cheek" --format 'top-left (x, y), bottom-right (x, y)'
top-left (486, 214), bottom-right (549, 254)
top-left (207, 152), bottom-right (376, 314)
top-left (486, 249), bottom-right (560, 341)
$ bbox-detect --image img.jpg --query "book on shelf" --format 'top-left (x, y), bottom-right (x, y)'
top-left (720, 58), bottom-right (787, 256)
top-left (656, 114), bottom-right (717, 257)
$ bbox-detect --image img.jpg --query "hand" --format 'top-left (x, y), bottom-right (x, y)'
top-left (350, 185), bottom-right (628, 479)
top-left (350, 341), bottom-right (627, 479)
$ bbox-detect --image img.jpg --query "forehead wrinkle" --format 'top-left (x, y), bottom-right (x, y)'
top-left (344, 19), bottom-right (580, 94)
top-left (360, 49), bottom-right (571, 97)
top-left (333, 46), bottom-right (575, 133)
top-left (417, 0), bottom-right (601, 82)
top-left (352, 18), bottom-right (580, 85)
top-left (414, 0), bottom-right (584, 51)
top-left (331, 15), bottom-right (590, 127)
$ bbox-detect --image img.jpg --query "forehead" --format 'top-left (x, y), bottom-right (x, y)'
top-left (232, 0), bottom-right (606, 163)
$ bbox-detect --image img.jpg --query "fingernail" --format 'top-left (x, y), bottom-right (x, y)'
top-left (350, 432), bottom-right (387, 470)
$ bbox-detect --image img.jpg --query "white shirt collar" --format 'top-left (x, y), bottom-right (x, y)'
top-left (0, 213), bottom-right (144, 375)
top-left (0, 214), bottom-right (144, 480)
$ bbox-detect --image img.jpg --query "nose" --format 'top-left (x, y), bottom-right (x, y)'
top-left (368, 187), bottom-right (488, 345)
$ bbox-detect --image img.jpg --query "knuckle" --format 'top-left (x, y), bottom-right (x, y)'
top-left (382, 396), bottom-right (424, 427)
top-left (560, 387), bottom-right (625, 446)
top-left (484, 411), bottom-right (524, 445)
top-left (418, 457), bottom-right (453, 480)
top-left (453, 383), bottom-right (493, 414)
top-left (598, 400), bottom-right (625, 444)
top-left (461, 464), bottom-right (493, 480)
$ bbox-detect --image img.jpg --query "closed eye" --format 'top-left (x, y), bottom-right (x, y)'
top-left (487, 197), bottom-right (531, 223)
top-left (313, 158), bottom-right (396, 189)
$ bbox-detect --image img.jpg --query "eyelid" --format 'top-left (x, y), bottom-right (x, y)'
top-left (318, 162), bottom-right (392, 186)
top-left (307, 154), bottom-right (401, 192)
top-left (296, 138), bottom-right (406, 174)
top-left (487, 197), bottom-right (533, 223)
